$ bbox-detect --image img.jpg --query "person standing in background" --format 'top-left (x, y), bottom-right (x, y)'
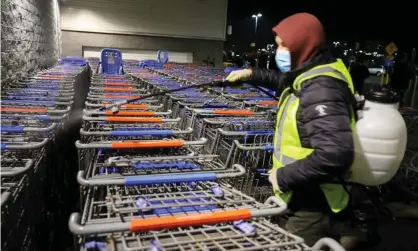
top-left (350, 58), bottom-right (370, 95)
top-left (391, 52), bottom-right (413, 106)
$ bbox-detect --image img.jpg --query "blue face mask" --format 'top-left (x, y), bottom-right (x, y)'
top-left (275, 50), bottom-right (291, 72)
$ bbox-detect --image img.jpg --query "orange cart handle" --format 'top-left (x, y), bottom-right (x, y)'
top-left (258, 101), bottom-right (277, 105)
top-left (104, 95), bottom-right (141, 99)
top-left (0, 107), bottom-right (47, 113)
top-left (129, 209), bottom-right (252, 232)
top-left (105, 111), bottom-right (154, 116)
top-left (106, 117), bottom-right (162, 122)
top-left (103, 88), bottom-right (137, 92)
top-left (104, 82), bottom-right (131, 87)
top-left (111, 140), bottom-right (184, 149)
top-left (213, 110), bottom-right (254, 115)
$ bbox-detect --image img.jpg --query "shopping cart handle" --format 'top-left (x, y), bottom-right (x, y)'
top-left (245, 130), bottom-right (274, 136)
top-left (1, 100), bottom-right (55, 105)
top-left (68, 210), bottom-right (252, 235)
top-left (105, 111), bottom-right (155, 116)
top-left (264, 145), bottom-right (274, 150)
top-left (106, 117), bottom-right (163, 123)
top-left (129, 209), bottom-right (252, 232)
top-left (234, 140), bottom-right (274, 151)
top-left (124, 172), bottom-right (217, 185)
top-left (258, 101), bottom-right (277, 105)
top-left (109, 130), bottom-right (174, 136)
top-left (38, 115), bottom-right (52, 121)
top-left (111, 140), bottom-right (185, 149)
top-left (103, 87), bottom-right (137, 92)
top-left (0, 107), bottom-right (48, 113)
top-left (213, 110), bottom-right (254, 115)
top-left (202, 104), bottom-right (229, 108)
top-left (311, 238), bottom-right (345, 251)
top-left (1, 138), bottom-right (49, 150)
top-left (0, 125), bottom-right (24, 133)
top-left (1, 159), bottom-right (34, 177)
top-left (104, 82), bottom-right (131, 86)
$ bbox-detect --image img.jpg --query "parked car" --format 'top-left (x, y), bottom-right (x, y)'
top-left (368, 65), bottom-right (385, 76)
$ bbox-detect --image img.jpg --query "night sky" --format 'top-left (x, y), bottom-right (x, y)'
top-left (226, 0), bottom-right (417, 52)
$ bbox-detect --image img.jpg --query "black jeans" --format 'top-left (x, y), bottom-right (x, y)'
top-left (281, 208), bottom-right (365, 247)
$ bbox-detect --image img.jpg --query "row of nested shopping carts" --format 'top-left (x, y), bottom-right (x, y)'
top-left (1, 62), bottom-right (89, 250)
top-left (70, 61), bottom-right (346, 251)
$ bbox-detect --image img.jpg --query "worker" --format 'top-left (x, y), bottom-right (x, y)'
top-left (391, 52), bottom-right (413, 106)
top-left (350, 58), bottom-right (370, 95)
top-left (226, 13), bottom-right (362, 249)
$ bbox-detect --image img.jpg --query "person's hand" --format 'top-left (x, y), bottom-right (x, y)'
top-left (226, 69), bottom-right (252, 82)
top-left (268, 169), bottom-right (282, 193)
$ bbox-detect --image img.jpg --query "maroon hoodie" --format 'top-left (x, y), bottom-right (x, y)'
top-left (272, 13), bottom-right (326, 69)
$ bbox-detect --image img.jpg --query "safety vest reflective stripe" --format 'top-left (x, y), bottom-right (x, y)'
top-left (273, 95), bottom-right (298, 165)
top-left (293, 65), bottom-right (350, 91)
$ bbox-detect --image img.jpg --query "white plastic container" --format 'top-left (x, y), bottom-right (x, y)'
top-left (349, 87), bottom-right (407, 186)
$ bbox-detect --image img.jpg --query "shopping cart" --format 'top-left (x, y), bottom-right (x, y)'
top-left (184, 109), bottom-right (267, 140)
top-left (77, 161), bottom-right (245, 187)
top-left (224, 139), bottom-right (274, 201)
top-left (197, 118), bottom-right (274, 155)
top-left (173, 100), bottom-right (240, 120)
top-left (69, 185), bottom-right (286, 234)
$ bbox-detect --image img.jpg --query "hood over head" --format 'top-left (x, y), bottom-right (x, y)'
top-left (273, 13), bottom-right (326, 69)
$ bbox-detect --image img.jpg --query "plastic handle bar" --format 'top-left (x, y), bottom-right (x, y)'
top-left (104, 82), bottom-right (131, 86)
top-left (245, 97), bottom-right (272, 100)
top-left (111, 140), bottom-right (184, 148)
top-left (1, 143), bottom-right (6, 150)
top-left (202, 104), bottom-right (229, 108)
top-left (104, 103), bottom-right (148, 109)
top-left (245, 130), bottom-right (273, 135)
top-left (1, 100), bottom-right (54, 105)
top-left (132, 161), bottom-right (199, 169)
top-left (106, 117), bottom-right (162, 122)
top-left (0, 126), bottom-right (24, 133)
top-left (0, 107), bottom-right (47, 113)
top-left (38, 115), bottom-right (51, 121)
top-left (129, 209), bottom-right (252, 232)
top-left (105, 111), bottom-right (155, 116)
top-left (213, 110), bottom-right (254, 115)
top-left (104, 95), bottom-right (141, 99)
top-left (264, 145), bottom-right (274, 150)
top-left (259, 101), bottom-right (277, 105)
top-left (103, 88), bottom-right (137, 92)
top-left (109, 130), bottom-right (173, 136)
top-left (124, 172), bottom-right (216, 185)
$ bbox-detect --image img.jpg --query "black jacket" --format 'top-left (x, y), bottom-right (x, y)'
top-left (251, 51), bottom-right (355, 211)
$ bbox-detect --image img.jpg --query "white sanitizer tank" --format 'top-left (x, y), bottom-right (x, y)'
top-left (349, 86), bottom-right (407, 186)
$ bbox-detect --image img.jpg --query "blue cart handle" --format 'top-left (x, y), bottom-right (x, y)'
top-left (124, 173), bottom-right (217, 185)
top-left (0, 125), bottom-right (25, 133)
top-left (110, 130), bottom-right (174, 136)
top-left (80, 128), bottom-right (193, 137)
top-left (76, 165), bottom-right (245, 186)
top-left (1, 100), bottom-right (55, 105)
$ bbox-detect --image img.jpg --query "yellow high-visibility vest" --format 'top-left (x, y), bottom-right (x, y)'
top-left (272, 59), bottom-right (355, 213)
